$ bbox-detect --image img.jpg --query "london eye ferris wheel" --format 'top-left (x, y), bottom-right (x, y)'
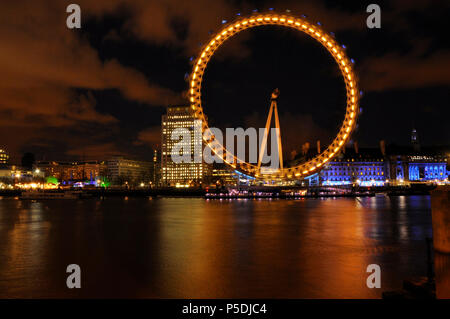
top-left (188, 11), bottom-right (360, 181)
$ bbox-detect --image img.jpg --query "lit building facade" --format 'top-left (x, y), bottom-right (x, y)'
top-left (161, 106), bottom-right (207, 186)
top-left (318, 147), bottom-right (449, 186)
top-left (0, 165), bottom-right (44, 186)
top-left (319, 149), bottom-right (387, 186)
top-left (208, 163), bottom-right (239, 187)
top-left (406, 155), bottom-right (447, 182)
top-left (0, 148), bottom-right (9, 166)
top-left (106, 157), bottom-right (153, 186)
top-left (36, 160), bottom-right (107, 182)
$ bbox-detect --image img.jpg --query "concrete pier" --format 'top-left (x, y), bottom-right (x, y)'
top-left (431, 186), bottom-right (450, 253)
top-left (431, 186), bottom-right (450, 298)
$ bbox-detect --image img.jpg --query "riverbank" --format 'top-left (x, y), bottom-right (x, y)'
top-left (0, 184), bottom-right (435, 199)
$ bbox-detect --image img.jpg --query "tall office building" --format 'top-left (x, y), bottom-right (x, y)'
top-left (161, 106), bottom-right (207, 186)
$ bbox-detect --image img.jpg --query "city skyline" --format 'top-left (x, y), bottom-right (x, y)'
top-left (0, 119), bottom-right (448, 165)
top-left (1, 112), bottom-right (448, 188)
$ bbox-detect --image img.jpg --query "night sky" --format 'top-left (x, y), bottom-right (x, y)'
top-left (1, 0), bottom-right (449, 163)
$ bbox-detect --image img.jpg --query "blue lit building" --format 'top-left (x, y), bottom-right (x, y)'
top-left (407, 156), bottom-right (448, 182)
top-left (317, 145), bottom-right (449, 187)
top-left (319, 148), bottom-right (387, 186)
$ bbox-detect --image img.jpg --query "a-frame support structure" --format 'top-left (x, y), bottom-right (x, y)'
top-left (257, 88), bottom-right (283, 173)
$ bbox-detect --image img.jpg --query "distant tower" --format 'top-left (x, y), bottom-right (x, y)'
top-left (411, 127), bottom-right (420, 152)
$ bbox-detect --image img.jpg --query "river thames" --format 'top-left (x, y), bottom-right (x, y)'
top-left (0, 195), bottom-right (432, 298)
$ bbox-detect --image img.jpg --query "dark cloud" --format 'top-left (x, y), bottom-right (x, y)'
top-left (360, 49), bottom-right (450, 91)
top-left (0, 0), bottom-right (183, 160)
top-left (0, 0), bottom-right (448, 162)
top-left (66, 142), bottom-right (126, 159)
top-left (134, 126), bottom-right (161, 148)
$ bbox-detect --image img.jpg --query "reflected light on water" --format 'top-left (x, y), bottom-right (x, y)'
top-left (0, 196), bottom-right (433, 298)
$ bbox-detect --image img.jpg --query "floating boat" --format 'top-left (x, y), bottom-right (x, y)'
top-left (20, 190), bottom-right (84, 200)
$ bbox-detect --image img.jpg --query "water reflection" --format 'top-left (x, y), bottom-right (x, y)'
top-left (0, 196), bottom-right (433, 298)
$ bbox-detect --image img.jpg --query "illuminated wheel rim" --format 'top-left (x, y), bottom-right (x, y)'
top-left (189, 13), bottom-right (360, 180)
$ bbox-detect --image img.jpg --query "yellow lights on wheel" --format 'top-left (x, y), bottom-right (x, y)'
top-left (188, 12), bottom-right (358, 180)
